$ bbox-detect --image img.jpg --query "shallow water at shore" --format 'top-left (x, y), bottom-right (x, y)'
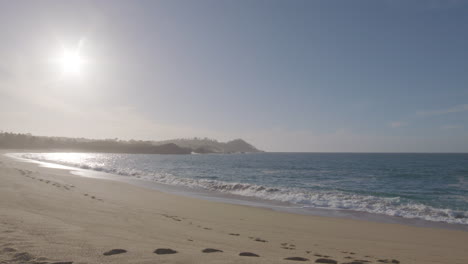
top-left (7, 152), bottom-right (468, 229)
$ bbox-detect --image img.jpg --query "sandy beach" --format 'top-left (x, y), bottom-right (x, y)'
top-left (0, 153), bottom-right (467, 264)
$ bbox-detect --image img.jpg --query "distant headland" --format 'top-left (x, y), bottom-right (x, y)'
top-left (0, 132), bottom-right (262, 154)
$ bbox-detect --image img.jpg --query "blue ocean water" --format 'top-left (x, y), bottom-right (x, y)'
top-left (15, 152), bottom-right (468, 225)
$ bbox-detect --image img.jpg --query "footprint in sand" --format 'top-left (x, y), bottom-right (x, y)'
top-left (103, 249), bottom-right (127, 256)
top-left (377, 259), bottom-right (400, 264)
top-left (284, 257), bottom-right (309, 261)
top-left (281, 242), bottom-right (296, 250)
top-left (239, 252), bottom-right (259, 257)
top-left (1, 247), bottom-right (17, 253)
top-left (229, 233), bottom-right (240, 236)
top-left (13, 252), bottom-right (34, 262)
top-left (154, 248), bottom-right (178, 255)
top-left (202, 248), bottom-right (223, 253)
top-left (249, 237), bottom-right (267, 242)
top-left (161, 214), bottom-right (182, 222)
top-left (315, 258), bottom-right (338, 264)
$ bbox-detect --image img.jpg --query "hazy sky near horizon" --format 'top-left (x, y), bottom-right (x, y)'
top-left (1, 0), bottom-right (468, 152)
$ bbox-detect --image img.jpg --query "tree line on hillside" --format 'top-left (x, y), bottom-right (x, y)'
top-left (0, 132), bottom-right (191, 154)
top-left (0, 132), bottom-right (262, 154)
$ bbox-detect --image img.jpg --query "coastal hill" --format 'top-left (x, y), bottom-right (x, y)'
top-left (155, 138), bottom-right (261, 154)
top-left (0, 132), bottom-right (262, 154)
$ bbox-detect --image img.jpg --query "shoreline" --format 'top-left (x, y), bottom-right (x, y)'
top-left (1, 152), bottom-right (468, 263)
top-left (7, 152), bottom-right (468, 232)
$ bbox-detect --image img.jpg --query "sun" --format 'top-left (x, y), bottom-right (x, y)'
top-left (52, 39), bottom-right (87, 76)
top-left (59, 49), bottom-right (84, 74)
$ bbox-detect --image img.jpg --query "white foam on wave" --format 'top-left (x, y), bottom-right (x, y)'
top-left (15, 153), bottom-right (468, 225)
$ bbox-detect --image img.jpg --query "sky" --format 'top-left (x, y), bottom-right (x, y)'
top-left (0, 0), bottom-right (467, 152)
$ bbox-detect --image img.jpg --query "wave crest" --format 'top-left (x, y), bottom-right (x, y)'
top-left (16, 153), bottom-right (468, 225)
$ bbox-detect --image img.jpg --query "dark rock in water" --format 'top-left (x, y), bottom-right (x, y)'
top-left (315, 258), bottom-right (338, 264)
top-left (154, 248), bottom-right (178, 254)
top-left (13, 252), bottom-right (34, 262)
top-left (202, 248), bottom-right (223, 253)
top-left (239, 252), bottom-right (259, 257)
top-left (284, 257), bottom-right (309, 261)
top-left (103, 249), bottom-right (127, 256)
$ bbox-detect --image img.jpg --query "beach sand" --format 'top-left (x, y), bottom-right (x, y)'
top-left (0, 153), bottom-right (467, 264)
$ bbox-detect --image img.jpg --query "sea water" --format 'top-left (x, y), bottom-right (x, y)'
top-left (13, 152), bottom-right (468, 226)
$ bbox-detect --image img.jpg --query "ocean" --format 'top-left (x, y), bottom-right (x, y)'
top-left (12, 152), bottom-right (468, 227)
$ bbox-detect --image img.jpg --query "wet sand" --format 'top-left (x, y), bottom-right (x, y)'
top-left (0, 153), bottom-right (467, 264)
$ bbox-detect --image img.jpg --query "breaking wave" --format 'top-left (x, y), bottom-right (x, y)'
top-left (14, 152), bottom-right (468, 225)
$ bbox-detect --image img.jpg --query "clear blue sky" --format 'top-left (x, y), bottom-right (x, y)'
top-left (0, 0), bottom-right (467, 152)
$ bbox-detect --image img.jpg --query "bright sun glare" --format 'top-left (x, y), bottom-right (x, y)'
top-left (59, 50), bottom-right (84, 74)
top-left (54, 39), bottom-right (87, 75)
